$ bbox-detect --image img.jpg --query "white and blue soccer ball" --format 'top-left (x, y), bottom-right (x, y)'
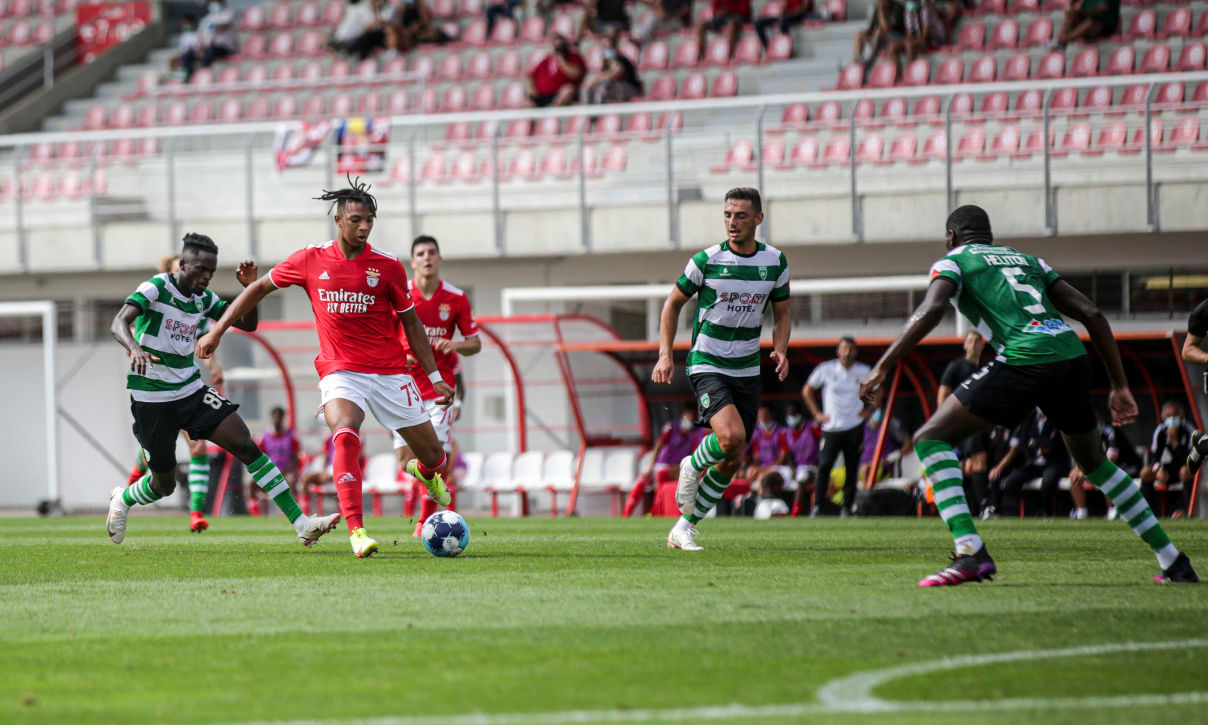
top-left (421, 510), bottom-right (470, 557)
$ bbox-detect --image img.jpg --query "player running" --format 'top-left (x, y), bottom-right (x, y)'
top-left (198, 179), bottom-right (454, 558)
top-left (652, 187), bottom-right (791, 551)
top-left (859, 205), bottom-right (1197, 586)
top-left (107, 233), bottom-right (340, 546)
top-left (394, 235), bottom-right (481, 537)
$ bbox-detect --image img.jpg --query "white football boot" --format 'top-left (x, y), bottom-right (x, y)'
top-left (296, 513), bottom-right (341, 547)
top-left (675, 456), bottom-right (703, 518)
top-left (667, 523), bottom-right (703, 551)
top-left (106, 486), bottom-right (130, 544)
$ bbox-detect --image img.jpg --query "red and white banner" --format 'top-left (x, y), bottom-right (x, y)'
top-left (76, 1), bottom-right (152, 65)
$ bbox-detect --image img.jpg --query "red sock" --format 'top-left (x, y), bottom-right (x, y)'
top-left (332, 427), bottom-right (365, 533)
top-left (127, 466), bottom-right (143, 486)
top-left (623, 475), bottom-right (650, 517)
top-left (790, 502), bottom-right (802, 517)
top-left (418, 495), bottom-right (437, 523)
top-left (417, 451), bottom-right (447, 480)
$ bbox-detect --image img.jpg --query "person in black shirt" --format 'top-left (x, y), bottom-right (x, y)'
top-left (1141, 400), bottom-right (1197, 517)
top-left (1182, 298), bottom-right (1208, 478)
top-left (587, 0), bottom-right (631, 35)
top-left (938, 330), bottom-right (989, 513)
top-left (988, 408), bottom-right (1070, 517)
top-left (1068, 410), bottom-right (1142, 519)
top-left (585, 29), bottom-right (643, 103)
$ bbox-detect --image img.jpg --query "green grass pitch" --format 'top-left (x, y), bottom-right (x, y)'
top-left (1, 515), bottom-right (1206, 724)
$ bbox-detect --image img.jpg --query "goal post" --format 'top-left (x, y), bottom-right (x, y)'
top-left (0, 301), bottom-right (59, 510)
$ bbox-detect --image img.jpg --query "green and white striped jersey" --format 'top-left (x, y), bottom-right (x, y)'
top-left (124, 274), bottom-right (228, 402)
top-left (676, 241), bottom-right (790, 378)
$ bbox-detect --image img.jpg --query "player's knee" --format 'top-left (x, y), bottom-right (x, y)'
top-left (151, 473), bottom-right (177, 498)
top-left (715, 430), bottom-right (745, 458)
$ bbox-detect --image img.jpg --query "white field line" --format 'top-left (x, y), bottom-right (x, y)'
top-left (233, 639), bottom-right (1208, 725)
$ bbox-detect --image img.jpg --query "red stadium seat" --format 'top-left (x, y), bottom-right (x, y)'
top-left (388, 156), bottom-right (411, 185)
top-left (954, 128), bottom-right (985, 160)
top-left (1069, 47), bottom-right (1099, 77)
top-left (1033, 51), bottom-right (1064, 79)
top-left (420, 87), bottom-right (440, 114)
top-left (680, 72), bottom-right (708, 99)
top-left (410, 55), bottom-right (435, 80)
top-left (704, 38), bottom-right (731, 66)
top-left (1139, 44), bottom-right (1171, 74)
top-left (1023, 17), bottom-right (1053, 47)
top-left (912, 95), bottom-right (941, 124)
top-left (328, 59), bottom-right (351, 79)
top-left (867, 60), bottom-right (897, 88)
top-left (464, 51), bottom-right (491, 79)
top-left (1105, 46), bottom-right (1135, 75)
top-left (531, 116), bottom-right (560, 142)
top-left (1017, 127), bottom-right (1052, 158)
top-left (357, 93), bottom-right (381, 115)
top-left (901, 58), bottom-right (930, 86)
top-left (782, 136), bottom-right (819, 168)
top-left (710, 71), bottom-right (738, 97)
top-left (919, 129), bottom-right (947, 162)
top-left (1166, 116), bottom-right (1205, 150)
top-left (989, 124), bottom-right (1021, 158)
top-left (330, 93), bottom-right (353, 116)
top-left (163, 100), bottom-right (188, 125)
top-left (671, 39), bottom-right (701, 69)
top-left (550, 12), bottom-right (576, 38)
top-left (709, 138), bottom-right (755, 173)
top-left (879, 97), bottom-right (908, 126)
top-left (300, 94), bottom-right (324, 117)
top-left (386, 90), bottom-right (410, 114)
top-left (624, 113), bottom-right (652, 137)
top-left (245, 97), bottom-right (269, 120)
top-left (1159, 7), bottom-right (1193, 39)
top-left (438, 53), bottom-right (463, 81)
top-left (813, 99), bottom-right (843, 126)
top-left (978, 91), bottom-right (1008, 117)
top-left (777, 103), bottom-right (809, 130)
top-left (1093, 119), bottom-right (1129, 154)
top-left (955, 22), bottom-right (986, 51)
top-left (733, 35), bottom-right (763, 66)
top-left (1155, 81), bottom-right (1184, 108)
top-left (420, 154), bottom-right (448, 184)
top-left (1010, 0), bottom-right (1040, 13)
top-left (967, 55), bottom-right (997, 83)
top-left (658, 111), bottom-right (682, 134)
top-left (540, 147), bottom-right (573, 179)
top-left (496, 49), bottom-right (521, 77)
top-left (271, 96), bottom-right (297, 119)
top-left (821, 134), bottom-right (852, 166)
top-left (322, 0), bottom-right (344, 25)
top-left (297, 0), bottom-right (321, 25)
top-left (825, 0), bottom-right (845, 20)
top-left (297, 61), bottom-right (321, 83)
top-left (190, 100), bottom-right (214, 124)
top-left (110, 103), bottom-right (135, 129)
top-left (450, 152), bottom-right (481, 183)
top-left (268, 3), bottom-right (292, 29)
top-left (501, 81), bottom-right (527, 108)
top-left (856, 132), bottom-right (885, 163)
top-left (470, 84), bottom-right (496, 111)
top-left (461, 0), bottom-right (485, 16)
top-left (190, 67), bottom-right (214, 89)
top-left (217, 66), bottom-right (241, 86)
top-left (835, 63), bottom-right (864, 90)
top-left (491, 17), bottom-right (517, 44)
top-left (999, 52), bottom-right (1030, 81)
top-left (1128, 118), bottom-right (1163, 154)
top-left (1083, 85), bottom-right (1112, 113)
top-left (950, 92), bottom-right (973, 118)
top-left (1195, 8), bottom-right (1208, 38)
top-left (355, 58), bottom-right (377, 80)
top-left (641, 41), bottom-right (670, 71)
top-left (988, 18), bottom-right (1019, 50)
top-left (767, 35), bottom-right (792, 62)
top-left (935, 57), bottom-right (964, 85)
top-left (297, 29), bottom-right (325, 56)
top-left (460, 18), bottom-right (487, 46)
top-left (1189, 81), bottom-right (1208, 111)
top-left (136, 104), bottom-right (157, 127)
top-left (593, 113), bottom-right (623, 138)
top-left (853, 98), bottom-right (875, 124)
top-left (497, 118), bottom-right (527, 140)
top-left (1176, 42), bottom-right (1207, 71)
top-left (1124, 9), bottom-right (1156, 41)
top-left (600, 144), bottom-right (627, 174)
top-left (1116, 83), bottom-right (1147, 111)
top-left (1053, 121), bottom-right (1091, 157)
top-left (269, 33), bottom-right (293, 58)
top-left (647, 75), bottom-right (676, 100)
top-left (501, 149), bottom-right (535, 181)
top-left (519, 15), bottom-right (544, 43)
top-left (887, 132), bottom-right (918, 163)
top-left (241, 5), bottom-right (265, 31)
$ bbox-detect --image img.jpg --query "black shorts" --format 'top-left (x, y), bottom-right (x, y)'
top-left (953, 356), bottom-right (1097, 435)
top-left (689, 372), bottom-right (761, 441)
top-left (529, 92), bottom-right (557, 107)
top-left (131, 385), bottom-right (238, 472)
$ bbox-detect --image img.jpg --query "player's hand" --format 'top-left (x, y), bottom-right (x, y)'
top-left (651, 353), bottom-right (674, 384)
top-left (1069, 467), bottom-right (1084, 488)
top-left (235, 260), bottom-right (259, 287)
top-left (1108, 387), bottom-right (1138, 426)
top-left (196, 330), bottom-right (221, 359)
top-left (450, 404), bottom-right (461, 423)
top-left (859, 366), bottom-right (887, 405)
top-left (988, 464), bottom-right (1004, 483)
top-left (814, 412), bottom-right (830, 425)
top-left (769, 350), bottom-right (789, 382)
top-left (433, 339), bottom-right (456, 355)
top-left (129, 347), bottom-right (161, 376)
top-left (406, 353), bottom-right (418, 366)
top-left (433, 381), bottom-right (454, 408)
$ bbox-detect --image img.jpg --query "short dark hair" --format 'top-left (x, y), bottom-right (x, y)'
top-left (181, 232), bottom-right (218, 258)
top-left (315, 175), bottom-right (378, 216)
top-left (412, 235), bottom-right (440, 255)
top-left (724, 187), bottom-right (762, 214)
top-left (270, 406), bottom-right (285, 417)
top-left (946, 205), bottom-right (993, 242)
top-left (680, 402), bottom-right (697, 415)
top-left (787, 402), bottom-right (803, 415)
top-left (1162, 399), bottom-right (1185, 413)
top-left (839, 336), bottom-right (857, 347)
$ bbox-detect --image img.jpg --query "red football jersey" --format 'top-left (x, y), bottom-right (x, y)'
top-left (270, 241), bottom-right (413, 378)
top-left (401, 279), bottom-right (479, 400)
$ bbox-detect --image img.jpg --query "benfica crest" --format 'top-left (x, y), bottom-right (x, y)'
top-left (439, 303), bottom-right (452, 321)
top-left (366, 268), bottom-right (381, 287)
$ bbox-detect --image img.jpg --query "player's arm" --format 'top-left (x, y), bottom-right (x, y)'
top-left (398, 307), bottom-right (454, 406)
top-left (228, 260), bottom-right (261, 332)
top-left (110, 303), bottom-right (159, 376)
top-left (860, 278), bottom-right (956, 404)
top-left (1047, 279), bottom-right (1137, 425)
top-left (1182, 333), bottom-right (1208, 364)
top-left (769, 298), bottom-right (790, 382)
top-left (437, 335), bottom-right (482, 357)
top-left (802, 383), bottom-right (825, 424)
top-left (652, 286), bottom-right (691, 384)
top-left (197, 275), bottom-right (275, 358)
top-left (936, 385), bottom-right (954, 408)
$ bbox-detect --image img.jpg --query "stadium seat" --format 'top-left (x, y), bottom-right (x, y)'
top-left (913, 95), bottom-right (942, 124)
top-left (1158, 7), bottom-right (1193, 39)
top-left (1175, 42), bottom-right (1207, 71)
top-left (767, 34), bottom-right (792, 62)
top-left (821, 134), bottom-right (851, 166)
top-left (1014, 88), bottom-right (1042, 115)
top-left (216, 97), bottom-right (241, 123)
top-left (190, 100), bottom-right (214, 124)
top-left (1069, 47), bottom-right (1099, 77)
top-left (732, 35), bottom-right (763, 66)
top-left (450, 151), bottom-right (481, 183)
top-left (1033, 51), bottom-right (1064, 80)
top-left (955, 22), bottom-right (986, 51)
top-left (564, 116), bottom-right (588, 139)
top-left (951, 92), bottom-right (974, 118)
top-left (297, 0), bottom-right (321, 25)
top-left (442, 85), bottom-right (468, 112)
top-left (856, 132), bottom-right (885, 163)
top-left (867, 61), bottom-right (897, 89)
top-left (268, 33), bottom-right (292, 58)
top-left (968, 54), bottom-right (998, 83)
top-left (640, 40), bottom-right (670, 71)
top-left (780, 136), bottom-right (819, 168)
top-left (531, 116), bottom-right (560, 142)
top-left (988, 124), bottom-right (1021, 158)
top-left (835, 63), bottom-right (863, 90)
top-left (541, 147), bottom-right (573, 179)
top-left (110, 103), bottom-right (134, 129)
top-left (878, 97), bottom-right (908, 127)
top-left (1051, 87), bottom-right (1078, 113)
top-left (501, 81), bottom-right (527, 108)
top-left (1010, 0), bottom-right (1039, 13)
top-left (1195, 8), bottom-right (1208, 38)
top-left (919, 129), bottom-right (948, 162)
top-left (887, 132), bottom-right (918, 163)
top-left (541, 450), bottom-right (577, 516)
top-left (461, 19), bottom-right (488, 46)
top-left (1105, 46), bottom-right (1135, 75)
top-left (437, 53), bottom-right (463, 81)
top-left (1052, 121), bottom-right (1091, 157)
top-left (988, 18), bottom-right (1019, 49)
top-left (502, 148), bottom-right (537, 181)
top-left (491, 17), bottom-right (517, 44)
top-left (329, 59), bottom-right (351, 79)
top-left (550, 11), bottom-right (576, 37)
top-left (1155, 81), bottom-right (1184, 108)
top-left (241, 5), bottom-right (265, 31)
top-left (1015, 126), bottom-right (1049, 158)
top-left (357, 92), bottom-right (381, 114)
top-left (657, 111), bottom-right (682, 134)
top-left (592, 113), bottom-right (623, 139)
top-left (623, 112), bottom-right (652, 139)
top-left (978, 91), bottom-right (1008, 118)
top-left (1187, 81), bottom-right (1208, 112)
top-left (386, 89), bottom-right (410, 114)
top-left (935, 57), bottom-right (964, 85)
top-left (465, 50), bottom-right (491, 80)
top-left (853, 98), bottom-right (875, 124)
top-left (647, 75), bottom-right (676, 100)
top-left (245, 97), bottom-right (269, 120)
top-left (519, 15), bottom-right (544, 43)
top-left (1023, 17), bottom-right (1053, 47)
top-left (461, 0), bottom-right (485, 16)
top-left (1000, 52), bottom-right (1030, 81)
top-left (1126, 117), bottom-right (1163, 154)
top-left (710, 138), bottom-right (756, 172)
top-left (710, 71), bottom-right (738, 97)
top-left (600, 143), bottom-right (627, 173)
top-left (813, 99), bottom-right (843, 127)
top-left (901, 58), bottom-right (930, 86)
top-left (704, 37), bottom-right (731, 66)
top-left (1093, 119), bottom-right (1129, 155)
top-left (420, 153), bottom-right (448, 183)
top-left (1083, 85), bottom-right (1113, 114)
top-left (1116, 83), bottom-right (1147, 112)
top-left (270, 96), bottom-right (297, 120)
top-left (671, 39), bottom-right (701, 69)
top-left (268, 3), bottom-right (291, 29)
top-left (331, 93), bottom-right (353, 116)
top-left (1124, 8), bottom-right (1157, 41)
top-left (774, 103), bottom-right (809, 131)
top-left (954, 128), bottom-right (986, 160)
top-left (410, 54), bottom-right (435, 80)
top-left (1167, 116), bottom-right (1206, 150)
top-left (322, 0), bottom-right (344, 25)
top-left (760, 137), bottom-right (786, 168)
top-left (1140, 44), bottom-right (1171, 73)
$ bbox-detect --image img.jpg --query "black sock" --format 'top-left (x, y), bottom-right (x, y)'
top-left (969, 471), bottom-right (989, 514)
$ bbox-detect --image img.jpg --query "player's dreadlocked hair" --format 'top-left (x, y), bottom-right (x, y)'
top-left (314, 175), bottom-right (378, 216)
top-left (945, 205), bottom-right (993, 243)
top-left (181, 232), bottom-right (218, 258)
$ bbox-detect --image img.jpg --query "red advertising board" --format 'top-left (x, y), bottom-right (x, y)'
top-left (76, 1), bottom-right (152, 65)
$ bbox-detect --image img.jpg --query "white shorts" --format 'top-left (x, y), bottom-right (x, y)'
top-left (392, 398), bottom-right (456, 452)
top-left (319, 370), bottom-right (429, 433)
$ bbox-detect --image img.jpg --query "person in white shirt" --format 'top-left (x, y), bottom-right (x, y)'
top-left (182, 0), bottom-right (237, 80)
top-left (802, 336), bottom-right (872, 516)
top-left (330, 0), bottom-right (387, 59)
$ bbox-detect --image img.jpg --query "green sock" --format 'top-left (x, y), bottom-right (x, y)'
top-left (687, 467), bottom-right (733, 524)
top-left (135, 450), bottom-right (148, 475)
top-left (689, 434), bottom-right (725, 473)
top-left (187, 454), bottom-right (209, 513)
top-left (247, 454), bottom-right (303, 524)
top-left (1086, 459), bottom-right (1179, 569)
top-left (916, 440), bottom-right (983, 554)
top-left (122, 474), bottom-right (163, 507)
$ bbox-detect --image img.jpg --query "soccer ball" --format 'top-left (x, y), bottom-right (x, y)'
top-left (421, 510), bottom-right (470, 557)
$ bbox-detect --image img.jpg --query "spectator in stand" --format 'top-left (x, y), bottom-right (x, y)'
top-left (938, 331), bottom-right (989, 515)
top-left (1068, 409), bottom-right (1143, 520)
top-left (586, 0), bottom-right (631, 36)
top-left (585, 29), bottom-right (644, 103)
top-left (1055, 0), bottom-right (1120, 48)
top-left (852, 0), bottom-right (905, 74)
top-left (330, 0), bottom-right (388, 59)
top-left (697, 0), bottom-right (752, 62)
top-left (485, 0), bottom-right (523, 37)
top-left (859, 407), bottom-right (911, 487)
top-left (528, 34), bottom-right (586, 107)
top-left (742, 404), bottom-right (787, 486)
top-left (632, 0), bottom-right (693, 44)
top-left (171, 15), bottom-right (201, 80)
top-left (803, 336), bottom-right (872, 517)
top-left (1141, 401), bottom-right (1197, 517)
top-left (391, 0), bottom-right (448, 50)
top-left (754, 0), bottom-right (820, 53)
top-left (921, 0), bottom-right (960, 48)
top-left (901, 0), bottom-right (927, 66)
top-left (989, 409), bottom-right (1070, 518)
top-left (181, 0), bottom-right (238, 81)
top-left (249, 407), bottom-right (302, 516)
top-left (783, 403), bottom-right (820, 516)
top-left (625, 404), bottom-right (705, 517)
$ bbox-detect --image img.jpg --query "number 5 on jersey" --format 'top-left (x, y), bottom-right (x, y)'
top-left (1001, 267), bottom-right (1046, 315)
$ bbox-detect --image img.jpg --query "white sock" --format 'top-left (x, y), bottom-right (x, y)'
top-left (954, 533), bottom-right (983, 556)
top-left (292, 514), bottom-right (311, 534)
top-left (1075, 507), bottom-right (1088, 519)
top-left (673, 516), bottom-right (693, 532)
top-left (1156, 543), bottom-right (1179, 570)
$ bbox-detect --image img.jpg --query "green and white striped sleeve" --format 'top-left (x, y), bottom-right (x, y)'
top-left (771, 252), bottom-right (790, 302)
top-left (206, 293), bottom-right (229, 321)
top-left (676, 251), bottom-right (708, 297)
top-left (125, 277), bottom-right (162, 312)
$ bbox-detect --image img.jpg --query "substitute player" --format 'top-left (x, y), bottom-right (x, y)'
top-left (394, 235), bottom-right (481, 536)
top-left (107, 233), bottom-right (340, 546)
top-left (651, 187), bottom-right (791, 551)
top-left (859, 205), bottom-right (1197, 585)
top-left (198, 179), bottom-right (454, 558)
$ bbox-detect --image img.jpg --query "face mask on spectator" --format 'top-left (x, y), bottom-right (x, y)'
top-left (786, 414), bottom-right (802, 428)
top-left (871, 410), bottom-right (883, 425)
top-left (1165, 416), bottom-right (1183, 429)
top-left (759, 420), bottom-right (774, 431)
top-left (679, 418), bottom-right (693, 432)
top-left (208, 2), bottom-right (222, 12)
top-left (603, 49), bottom-right (617, 61)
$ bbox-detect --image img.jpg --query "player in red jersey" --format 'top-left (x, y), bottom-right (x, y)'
top-left (394, 235), bottom-right (482, 535)
top-left (198, 179), bottom-right (454, 558)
